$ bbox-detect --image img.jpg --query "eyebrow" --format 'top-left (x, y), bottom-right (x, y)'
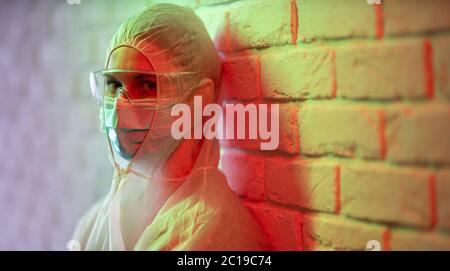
top-left (103, 73), bottom-right (156, 82)
top-left (134, 74), bottom-right (156, 80)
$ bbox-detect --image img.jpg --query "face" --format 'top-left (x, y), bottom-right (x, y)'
top-left (106, 46), bottom-right (156, 159)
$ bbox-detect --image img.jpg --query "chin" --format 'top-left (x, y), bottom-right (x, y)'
top-left (121, 142), bottom-right (142, 159)
top-left (114, 130), bottom-right (147, 159)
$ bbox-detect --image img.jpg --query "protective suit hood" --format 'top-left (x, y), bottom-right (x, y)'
top-left (101, 3), bottom-right (221, 181)
top-left (106, 3), bottom-right (220, 81)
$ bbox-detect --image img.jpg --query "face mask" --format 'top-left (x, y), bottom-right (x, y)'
top-left (102, 96), bottom-right (151, 160)
top-left (101, 95), bottom-right (184, 180)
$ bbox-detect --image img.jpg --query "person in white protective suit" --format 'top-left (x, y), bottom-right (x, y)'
top-left (71, 3), bottom-right (270, 251)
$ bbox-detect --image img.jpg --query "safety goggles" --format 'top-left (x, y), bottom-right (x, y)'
top-left (89, 69), bottom-right (200, 108)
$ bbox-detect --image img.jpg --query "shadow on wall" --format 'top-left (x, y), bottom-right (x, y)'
top-left (215, 1), bottom-right (310, 250)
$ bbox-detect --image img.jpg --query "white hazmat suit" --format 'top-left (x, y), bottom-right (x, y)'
top-left (71, 3), bottom-right (269, 251)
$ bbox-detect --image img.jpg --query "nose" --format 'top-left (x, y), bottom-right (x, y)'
top-left (116, 88), bottom-right (131, 102)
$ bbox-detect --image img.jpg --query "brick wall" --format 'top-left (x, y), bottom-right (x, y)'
top-left (0, 0), bottom-right (449, 250)
top-left (201, 0), bottom-right (450, 250)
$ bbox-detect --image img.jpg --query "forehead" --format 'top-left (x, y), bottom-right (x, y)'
top-left (107, 46), bottom-right (155, 71)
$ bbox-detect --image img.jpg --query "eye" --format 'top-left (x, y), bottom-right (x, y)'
top-left (106, 80), bottom-right (122, 95)
top-left (134, 80), bottom-right (157, 99)
top-left (142, 80), bottom-right (157, 92)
